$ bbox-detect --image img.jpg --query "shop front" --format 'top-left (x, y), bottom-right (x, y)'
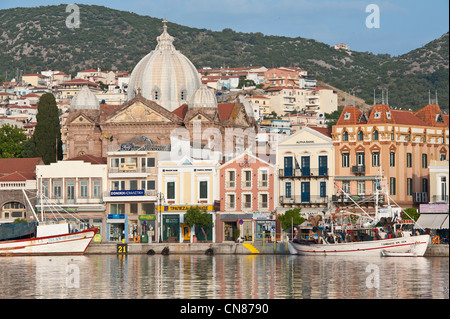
top-left (217, 213), bottom-right (253, 242)
top-left (138, 214), bottom-right (156, 243)
top-left (158, 205), bottom-right (216, 243)
top-left (106, 214), bottom-right (128, 242)
top-left (253, 213), bottom-right (276, 242)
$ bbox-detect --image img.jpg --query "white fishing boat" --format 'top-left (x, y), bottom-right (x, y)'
top-left (288, 169), bottom-right (430, 257)
top-left (0, 189), bottom-right (97, 256)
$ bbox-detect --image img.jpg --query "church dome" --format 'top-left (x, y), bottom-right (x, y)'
top-left (127, 20), bottom-right (201, 112)
top-left (189, 84), bottom-right (218, 108)
top-left (70, 86), bottom-right (100, 110)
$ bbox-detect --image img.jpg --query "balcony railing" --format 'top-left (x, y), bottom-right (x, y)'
top-left (332, 194), bottom-right (385, 205)
top-left (280, 195), bottom-right (328, 205)
top-left (431, 195), bottom-right (448, 203)
top-left (279, 168), bottom-right (329, 178)
top-left (351, 166), bottom-right (365, 174)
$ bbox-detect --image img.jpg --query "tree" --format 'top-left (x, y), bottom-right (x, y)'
top-left (402, 207), bottom-right (420, 222)
top-left (25, 93), bottom-right (63, 164)
top-left (277, 208), bottom-right (305, 232)
top-left (184, 206), bottom-right (213, 242)
top-left (0, 124), bottom-right (27, 158)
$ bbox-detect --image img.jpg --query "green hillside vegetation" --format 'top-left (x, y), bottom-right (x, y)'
top-left (0, 4), bottom-right (448, 111)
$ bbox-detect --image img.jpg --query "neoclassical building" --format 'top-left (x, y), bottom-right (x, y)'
top-left (332, 103), bottom-right (449, 210)
top-left (64, 20), bottom-right (256, 159)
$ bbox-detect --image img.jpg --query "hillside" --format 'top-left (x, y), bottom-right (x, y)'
top-left (0, 4), bottom-right (448, 111)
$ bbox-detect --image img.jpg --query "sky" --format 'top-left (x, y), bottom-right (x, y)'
top-left (0, 0), bottom-right (448, 56)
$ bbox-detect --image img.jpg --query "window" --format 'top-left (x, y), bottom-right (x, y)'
top-left (66, 181), bottom-right (75, 200)
top-left (142, 157), bottom-right (155, 169)
top-left (130, 203), bottom-right (138, 214)
top-left (342, 181), bottom-right (350, 194)
top-left (390, 152), bottom-right (395, 167)
top-left (42, 180), bottom-right (49, 198)
top-left (259, 169), bottom-right (268, 187)
top-left (407, 178), bottom-right (413, 196)
top-left (342, 131), bottom-right (349, 141)
top-left (259, 194), bottom-right (269, 209)
top-left (391, 130), bottom-right (395, 141)
top-left (53, 180), bottom-right (62, 198)
top-left (344, 113), bottom-right (351, 120)
top-left (390, 177), bottom-right (396, 195)
top-left (356, 152), bottom-right (365, 166)
top-left (226, 194), bottom-right (236, 210)
top-left (142, 203), bottom-right (155, 214)
top-left (93, 180), bottom-right (101, 197)
top-left (342, 153), bottom-right (350, 168)
top-left (422, 154), bottom-right (428, 168)
top-left (441, 177), bottom-right (447, 201)
top-left (440, 153), bottom-right (447, 161)
top-left (111, 180), bottom-right (125, 191)
top-left (406, 153), bottom-right (412, 168)
top-left (386, 112), bottom-right (391, 120)
top-left (372, 130), bottom-right (379, 141)
top-left (285, 182), bottom-right (292, 198)
top-left (80, 180), bottom-right (88, 197)
top-left (167, 182), bottom-right (175, 200)
top-left (226, 170), bottom-right (236, 188)
top-left (141, 180), bottom-right (156, 190)
top-left (422, 178), bottom-right (428, 193)
top-left (199, 181), bottom-right (208, 199)
top-left (110, 203), bottom-right (125, 214)
top-left (357, 130), bottom-right (364, 141)
top-left (243, 170), bottom-right (252, 188)
top-left (243, 194), bottom-right (252, 209)
top-left (372, 151), bottom-right (380, 167)
top-left (374, 112), bottom-right (381, 119)
top-left (320, 182), bottom-right (327, 198)
top-left (357, 181), bottom-right (365, 195)
top-left (129, 180), bottom-right (138, 190)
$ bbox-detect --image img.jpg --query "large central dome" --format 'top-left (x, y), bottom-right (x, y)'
top-left (127, 20), bottom-right (201, 112)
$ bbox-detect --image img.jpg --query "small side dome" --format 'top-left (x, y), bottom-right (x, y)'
top-left (70, 86), bottom-right (100, 110)
top-left (188, 84), bottom-right (217, 108)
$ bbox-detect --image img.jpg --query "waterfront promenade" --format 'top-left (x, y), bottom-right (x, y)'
top-left (86, 242), bottom-right (449, 257)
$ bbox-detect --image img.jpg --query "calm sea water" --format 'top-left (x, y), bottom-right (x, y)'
top-left (0, 254), bottom-right (448, 299)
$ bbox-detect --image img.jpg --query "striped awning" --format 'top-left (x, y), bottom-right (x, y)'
top-left (416, 213), bottom-right (448, 230)
top-left (441, 215), bottom-right (449, 230)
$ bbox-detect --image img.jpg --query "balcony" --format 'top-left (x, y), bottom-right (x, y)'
top-left (431, 195), bottom-right (449, 203)
top-left (413, 192), bottom-right (428, 204)
top-left (332, 194), bottom-right (385, 205)
top-left (279, 168), bottom-right (329, 178)
top-left (280, 195), bottom-right (328, 206)
top-left (351, 165), bottom-right (365, 174)
top-left (108, 166), bottom-right (149, 178)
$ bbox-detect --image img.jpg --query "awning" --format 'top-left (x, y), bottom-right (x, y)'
top-left (416, 213), bottom-right (448, 229)
top-left (441, 215), bottom-right (449, 229)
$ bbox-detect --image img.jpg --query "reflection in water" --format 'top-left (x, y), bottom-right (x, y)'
top-left (0, 255), bottom-right (448, 299)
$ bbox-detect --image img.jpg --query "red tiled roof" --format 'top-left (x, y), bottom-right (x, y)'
top-left (217, 103), bottom-right (236, 121)
top-left (58, 79), bottom-right (99, 87)
top-left (172, 104), bottom-right (189, 120)
top-left (309, 126), bottom-right (332, 138)
top-left (414, 104), bottom-right (448, 127)
top-left (336, 106), bottom-right (362, 125)
top-left (390, 110), bottom-right (427, 126)
top-left (0, 171), bottom-right (35, 182)
top-left (0, 158), bottom-right (43, 176)
top-left (78, 68), bottom-right (98, 73)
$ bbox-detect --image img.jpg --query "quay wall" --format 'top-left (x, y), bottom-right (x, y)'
top-left (86, 242), bottom-right (448, 256)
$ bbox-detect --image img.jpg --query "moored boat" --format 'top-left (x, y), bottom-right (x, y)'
top-left (0, 189), bottom-right (97, 256)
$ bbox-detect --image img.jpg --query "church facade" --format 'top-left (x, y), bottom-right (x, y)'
top-left (64, 21), bottom-right (257, 160)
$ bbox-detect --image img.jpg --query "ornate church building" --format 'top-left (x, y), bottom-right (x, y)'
top-left (65, 21), bottom-right (256, 159)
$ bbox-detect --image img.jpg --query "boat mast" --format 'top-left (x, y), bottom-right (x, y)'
top-left (21, 189), bottom-right (40, 223)
top-left (40, 175), bottom-right (44, 222)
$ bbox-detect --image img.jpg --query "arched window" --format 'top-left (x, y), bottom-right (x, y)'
top-left (1, 202), bottom-right (26, 220)
top-left (372, 130), bottom-right (379, 141)
top-left (342, 131), bottom-right (349, 142)
top-left (357, 130), bottom-right (364, 141)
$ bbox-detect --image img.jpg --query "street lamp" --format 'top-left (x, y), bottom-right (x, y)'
top-left (157, 192), bottom-right (165, 243)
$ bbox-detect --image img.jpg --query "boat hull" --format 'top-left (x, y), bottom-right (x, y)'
top-left (288, 235), bottom-right (430, 257)
top-left (0, 228), bottom-right (97, 256)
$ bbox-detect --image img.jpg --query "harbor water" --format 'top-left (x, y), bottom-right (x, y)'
top-left (0, 255), bottom-right (448, 299)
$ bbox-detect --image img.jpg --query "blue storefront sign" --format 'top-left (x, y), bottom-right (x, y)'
top-left (110, 190), bottom-right (145, 196)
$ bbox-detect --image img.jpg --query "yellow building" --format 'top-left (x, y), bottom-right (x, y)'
top-left (158, 155), bottom-right (219, 243)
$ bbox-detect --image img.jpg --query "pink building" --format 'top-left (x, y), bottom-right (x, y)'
top-left (217, 152), bottom-right (277, 242)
